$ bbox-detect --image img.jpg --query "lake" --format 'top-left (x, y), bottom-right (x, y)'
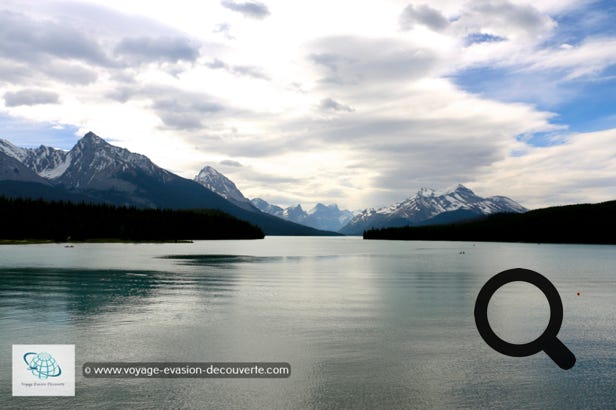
top-left (1, 237), bottom-right (615, 409)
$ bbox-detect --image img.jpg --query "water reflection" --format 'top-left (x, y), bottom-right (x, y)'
top-left (160, 254), bottom-right (281, 266)
top-left (0, 268), bottom-right (158, 317)
top-left (0, 240), bottom-right (614, 409)
top-left (0, 263), bottom-right (245, 322)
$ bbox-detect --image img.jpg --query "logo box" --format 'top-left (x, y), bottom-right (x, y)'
top-left (12, 344), bottom-right (75, 396)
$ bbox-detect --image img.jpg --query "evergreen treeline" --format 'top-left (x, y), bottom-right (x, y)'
top-left (0, 196), bottom-right (264, 241)
top-left (364, 200), bottom-right (616, 244)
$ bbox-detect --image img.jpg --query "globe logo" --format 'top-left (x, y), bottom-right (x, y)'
top-left (23, 352), bottom-right (62, 379)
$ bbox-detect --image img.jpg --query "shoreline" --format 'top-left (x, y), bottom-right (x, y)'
top-left (0, 239), bottom-right (197, 245)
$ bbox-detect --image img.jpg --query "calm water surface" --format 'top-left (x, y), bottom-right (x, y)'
top-left (1, 237), bottom-right (615, 409)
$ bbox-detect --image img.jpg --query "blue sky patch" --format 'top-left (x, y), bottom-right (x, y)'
top-left (543, 0), bottom-right (616, 48)
top-left (0, 114), bottom-right (79, 150)
top-left (453, 62), bottom-right (616, 144)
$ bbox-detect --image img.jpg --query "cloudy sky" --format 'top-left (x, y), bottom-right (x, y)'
top-left (1, 0), bottom-right (615, 210)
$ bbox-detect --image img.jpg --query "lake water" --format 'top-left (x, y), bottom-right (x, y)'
top-left (1, 237), bottom-right (615, 409)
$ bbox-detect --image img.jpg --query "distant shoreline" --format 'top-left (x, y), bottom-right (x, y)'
top-left (0, 196), bottom-right (265, 242)
top-left (364, 200), bottom-right (616, 245)
top-left (0, 239), bottom-right (198, 245)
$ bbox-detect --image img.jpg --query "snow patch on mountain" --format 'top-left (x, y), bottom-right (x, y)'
top-left (251, 198), bottom-right (353, 232)
top-left (0, 137), bottom-right (71, 179)
top-left (340, 184), bottom-right (527, 235)
top-left (0, 138), bottom-right (28, 161)
top-left (193, 165), bottom-right (257, 211)
top-left (195, 166), bottom-right (249, 203)
top-left (251, 198), bottom-right (284, 216)
top-left (0, 150), bottom-right (52, 185)
top-left (24, 146), bottom-right (70, 178)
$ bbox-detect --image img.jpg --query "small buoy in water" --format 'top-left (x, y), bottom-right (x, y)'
top-left (576, 291), bottom-right (581, 296)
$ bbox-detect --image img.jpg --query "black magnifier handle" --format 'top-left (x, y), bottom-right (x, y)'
top-left (544, 337), bottom-right (576, 370)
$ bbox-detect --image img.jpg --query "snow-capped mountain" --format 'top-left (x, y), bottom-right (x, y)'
top-left (0, 132), bottom-right (337, 235)
top-left (2, 133), bottom-right (173, 194)
top-left (340, 184), bottom-right (527, 235)
top-left (251, 198), bottom-right (284, 216)
top-left (0, 138), bottom-right (28, 161)
top-left (305, 203), bottom-right (354, 231)
top-left (55, 132), bottom-right (175, 193)
top-left (283, 204), bottom-right (307, 222)
top-left (191, 165), bottom-right (353, 231)
top-left (251, 198), bottom-right (354, 232)
top-left (194, 165), bottom-right (256, 211)
top-left (0, 138), bottom-right (69, 178)
top-left (23, 145), bottom-right (70, 178)
top-left (0, 150), bottom-right (51, 184)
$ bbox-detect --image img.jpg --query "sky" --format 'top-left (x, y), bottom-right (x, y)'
top-left (1, 0), bottom-right (615, 210)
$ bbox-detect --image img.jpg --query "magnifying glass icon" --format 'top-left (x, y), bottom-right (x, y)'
top-left (474, 268), bottom-right (576, 370)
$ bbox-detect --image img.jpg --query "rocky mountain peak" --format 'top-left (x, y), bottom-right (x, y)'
top-left (194, 165), bottom-right (255, 211)
top-left (340, 184), bottom-right (527, 235)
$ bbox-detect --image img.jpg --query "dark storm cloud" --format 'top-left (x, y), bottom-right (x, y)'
top-left (205, 59), bottom-right (270, 80)
top-left (0, 10), bottom-right (111, 67)
top-left (4, 89), bottom-right (59, 107)
top-left (220, 0), bottom-right (270, 19)
top-left (399, 4), bottom-right (449, 31)
top-left (115, 36), bottom-right (201, 63)
top-left (309, 36), bottom-right (437, 85)
top-left (318, 98), bottom-right (354, 112)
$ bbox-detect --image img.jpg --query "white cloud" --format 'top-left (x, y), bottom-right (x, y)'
top-left (469, 128), bottom-right (616, 208)
top-left (4, 90), bottom-right (60, 107)
top-left (220, 0), bottom-right (270, 19)
top-left (399, 4), bottom-right (449, 32)
top-left (0, 0), bottom-right (614, 210)
top-left (525, 38), bottom-right (616, 79)
top-left (318, 98), bottom-right (354, 112)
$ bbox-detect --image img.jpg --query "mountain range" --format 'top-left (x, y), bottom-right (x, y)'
top-left (189, 165), bottom-right (526, 234)
top-left (192, 164), bottom-right (355, 232)
top-left (251, 199), bottom-right (354, 232)
top-left (340, 185), bottom-right (527, 235)
top-left (364, 200), bottom-right (616, 245)
top-left (1, 132), bottom-right (528, 235)
top-left (0, 132), bottom-right (336, 236)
